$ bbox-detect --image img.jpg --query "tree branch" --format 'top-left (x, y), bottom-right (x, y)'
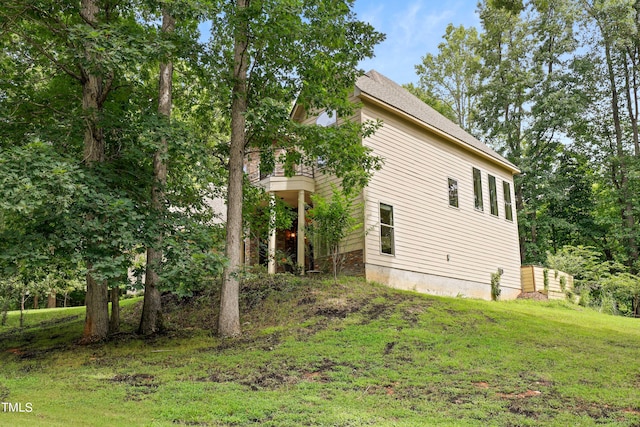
top-left (18, 30), bottom-right (84, 82)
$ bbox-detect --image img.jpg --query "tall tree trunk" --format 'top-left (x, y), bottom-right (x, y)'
top-left (604, 37), bottom-right (639, 272)
top-left (47, 292), bottom-right (56, 308)
top-left (83, 269), bottom-right (109, 341)
top-left (109, 286), bottom-right (120, 333)
top-left (139, 8), bottom-right (174, 335)
top-left (623, 49), bottom-right (639, 156)
top-left (218, 0), bottom-right (249, 338)
top-left (20, 293), bottom-right (25, 328)
top-left (81, 0), bottom-right (109, 342)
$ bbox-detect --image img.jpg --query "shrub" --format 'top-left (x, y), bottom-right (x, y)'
top-left (490, 270), bottom-right (502, 301)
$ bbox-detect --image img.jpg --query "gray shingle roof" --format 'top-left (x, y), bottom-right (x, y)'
top-left (355, 70), bottom-right (519, 173)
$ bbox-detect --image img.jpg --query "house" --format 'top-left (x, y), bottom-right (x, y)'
top-left (244, 70), bottom-right (522, 300)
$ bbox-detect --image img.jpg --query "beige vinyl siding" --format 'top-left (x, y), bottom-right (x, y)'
top-left (312, 108), bottom-right (365, 255)
top-left (361, 103), bottom-right (521, 292)
top-left (314, 169), bottom-right (365, 254)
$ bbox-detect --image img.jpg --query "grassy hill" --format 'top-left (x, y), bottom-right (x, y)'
top-left (1, 275), bottom-right (640, 426)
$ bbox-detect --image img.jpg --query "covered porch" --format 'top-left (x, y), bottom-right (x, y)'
top-left (245, 175), bottom-right (315, 275)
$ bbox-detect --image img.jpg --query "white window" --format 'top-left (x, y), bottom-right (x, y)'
top-left (503, 181), bottom-right (514, 221)
top-left (448, 178), bottom-right (459, 208)
top-left (489, 174), bottom-right (499, 216)
top-left (473, 167), bottom-right (483, 211)
top-left (315, 110), bottom-right (336, 127)
top-left (380, 203), bottom-right (395, 255)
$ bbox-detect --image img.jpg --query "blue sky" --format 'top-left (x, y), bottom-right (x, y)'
top-left (353, 0), bottom-right (481, 85)
top-left (198, 2), bottom-right (480, 86)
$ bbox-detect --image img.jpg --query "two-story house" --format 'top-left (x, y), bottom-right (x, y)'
top-left (245, 70), bottom-right (522, 300)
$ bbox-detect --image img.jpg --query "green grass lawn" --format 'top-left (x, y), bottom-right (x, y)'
top-left (1, 276), bottom-right (640, 426)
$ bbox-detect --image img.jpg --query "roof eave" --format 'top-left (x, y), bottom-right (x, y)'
top-left (357, 91), bottom-right (521, 175)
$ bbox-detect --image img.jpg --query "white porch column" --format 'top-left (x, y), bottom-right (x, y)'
top-left (297, 189), bottom-right (305, 275)
top-left (267, 192), bottom-right (276, 275)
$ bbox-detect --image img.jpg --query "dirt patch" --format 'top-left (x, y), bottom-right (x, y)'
top-left (401, 305), bottom-right (425, 325)
top-left (541, 391), bottom-right (623, 422)
top-left (517, 292), bottom-right (549, 301)
top-left (392, 385), bottom-right (436, 400)
top-left (112, 373), bottom-right (159, 401)
top-left (498, 390), bottom-right (542, 399)
top-left (172, 420), bottom-right (211, 426)
top-left (360, 303), bottom-right (389, 322)
top-left (4, 344), bottom-right (70, 361)
top-left (383, 341), bottom-right (396, 355)
top-left (112, 373), bottom-right (156, 386)
top-left (297, 295), bottom-right (317, 306)
top-left (509, 400), bottom-right (540, 418)
top-left (0, 384), bottom-right (9, 401)
top-left (315, 297), bottom-right (362, 319)
top-left (199, 357), bottom-right (355, 390)
top-left (37, 315), bottom-right (81, 328)
top-left (242, 371), bottom-right (298, 391)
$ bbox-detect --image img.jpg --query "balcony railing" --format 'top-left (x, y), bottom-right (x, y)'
top-left (248, 162), bottom-right (315, 184)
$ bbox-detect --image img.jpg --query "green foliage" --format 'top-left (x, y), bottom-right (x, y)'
top-left (601, 273), bottom-right (640, 317)
top-left (0, 0), bottom-right (227, 318)
top-left (160, 219), bottom-right (226, 297)
top-left (543, 268), bottom-right (549, 291)
top-left (490, 270), bottom-right (502, 301)
top-left (546, 245), bottom-right (638, 315)
top-left (307, 186), bottom-right (362, 281)
top-left (414, 23), bottom-right (481, 133)
top-left (559, 275), bottom-right (567, 292)
top-left (243, 183), bottom-right (295, 243)
top-left (206, 0), bottom-right (385, 192)
top-left (546, 245), bottom-right (612, 287)
top-left (403, 83), bottom-right (458, 123)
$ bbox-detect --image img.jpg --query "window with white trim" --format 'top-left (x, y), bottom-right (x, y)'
top-left (380, 203), bottom-right (395, 255)
top-left (473, 167), bottom-right (483, 211)
top-left (489, 174), bottom-right (499, 216)
top-left (448, 178), bottom-right (459, 208)
top-left (503, 181), bottom-right (514, 221)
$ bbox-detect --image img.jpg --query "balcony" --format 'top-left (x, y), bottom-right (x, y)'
top-left (245, 151), bottom-right (316, 195)
top-left (247, 162), bottom-right (315, 184)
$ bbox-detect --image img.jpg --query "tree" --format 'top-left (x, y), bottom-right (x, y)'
top-left (415, 24), bottom-right (481, 133)
top-left (1, 0), bottom-right (225, 341)
top-left (474, 0), bottom-right (583, 264)
top-left (403, 83), bottom-right (458, 123)
top-left (208, 0), bottom-right (384, 337)
top-left (0, 0), bottom-right (152, 341)
top-left (416, 0), bottom-right (639, 280)
top-left (139, 7), bottom-right (175, 336)
top-left (578, 0), bottom-right (640, 273)
top-left (307, 187), bottom-right (362, 282)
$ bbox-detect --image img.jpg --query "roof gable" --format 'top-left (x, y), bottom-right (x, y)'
top-left (355, 70), bottom-right (519, 174)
